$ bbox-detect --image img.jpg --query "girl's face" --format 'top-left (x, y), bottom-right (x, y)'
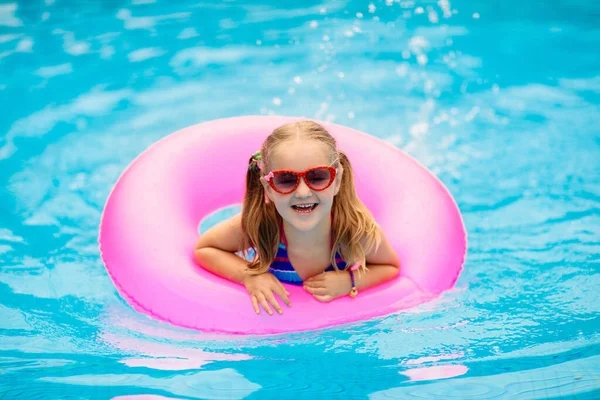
top-left (262, 139), bottom-right (342, 232)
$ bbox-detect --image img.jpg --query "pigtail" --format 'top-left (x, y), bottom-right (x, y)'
top-left (331, 150), bottom-right (381, 271)
top-left (241, 152), bottom-right (280, 275)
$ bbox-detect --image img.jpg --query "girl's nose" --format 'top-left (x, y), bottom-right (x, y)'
top-left (294, 177), bottom-right (312, 198)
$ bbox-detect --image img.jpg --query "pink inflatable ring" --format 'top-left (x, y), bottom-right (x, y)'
top-left (99, 116), bottom-right (467, 335)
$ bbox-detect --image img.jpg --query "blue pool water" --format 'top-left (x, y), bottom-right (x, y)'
top-left (1, 0), bottom-right (599, 398)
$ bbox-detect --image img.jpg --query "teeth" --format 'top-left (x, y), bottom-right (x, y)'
top-left (295, 204), bottom-right (315, 208)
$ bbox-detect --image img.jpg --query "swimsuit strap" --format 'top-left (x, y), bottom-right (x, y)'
top-left (280, 221), bottom-right (288, 247)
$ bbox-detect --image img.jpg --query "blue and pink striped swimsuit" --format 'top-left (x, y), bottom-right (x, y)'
top-left (268, 225), bottom-right (347, 285)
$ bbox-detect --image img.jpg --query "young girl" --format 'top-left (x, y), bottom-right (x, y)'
top-left (194, 120), bottom-right (400, 315)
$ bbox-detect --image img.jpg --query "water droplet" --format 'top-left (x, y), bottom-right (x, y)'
top-left (424, 79), bottom-right (435, 93)
top-left (410, 122), bottom-right (429, 137)
top-left (428, 10), bottom-right (439, 23)
top-left (395, 63), bottom-right (409, 77)
top-left (465, 106), bottom-right (480, 122)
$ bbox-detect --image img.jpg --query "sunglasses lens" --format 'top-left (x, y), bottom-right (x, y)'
top-left (273, 172), bottom-right (298, 192)
top-left (306, 168), bottom-right (333, 190)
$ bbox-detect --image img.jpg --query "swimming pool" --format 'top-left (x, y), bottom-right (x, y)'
top-left (1, 0), bottom-right (599, 398)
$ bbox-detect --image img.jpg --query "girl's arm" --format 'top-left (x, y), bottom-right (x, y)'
top-left (303, 225), bottom-right (400, 301)
top-left (194, 212), bottom-right (292, 314)
top-left (354, 225), bottom-right (401, 291)
top-left (193, 212), bottom-right (249, 284)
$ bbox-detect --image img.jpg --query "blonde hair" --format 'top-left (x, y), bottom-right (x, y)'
top-left (241, 120), bottom-right (381, 274)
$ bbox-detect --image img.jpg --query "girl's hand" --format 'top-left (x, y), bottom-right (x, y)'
top-left (303, 271), bottom-right (352, 302)
top-left (242, 272), bottom-right (292, 315)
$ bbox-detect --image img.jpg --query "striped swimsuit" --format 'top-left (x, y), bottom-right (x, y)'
top-left (268, 225), bottom-right (347, 285)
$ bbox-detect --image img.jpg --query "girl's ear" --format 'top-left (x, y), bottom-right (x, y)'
top-left (334, 165), bottom-right (344, 196)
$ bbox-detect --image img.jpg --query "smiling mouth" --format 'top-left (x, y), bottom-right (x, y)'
top-left (291, 203), bottom-right (318, 214)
